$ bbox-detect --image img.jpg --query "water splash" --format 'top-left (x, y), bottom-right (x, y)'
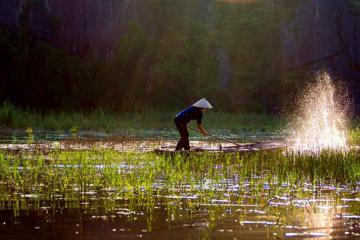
top-left (288, 72), bottom-right (348, 154)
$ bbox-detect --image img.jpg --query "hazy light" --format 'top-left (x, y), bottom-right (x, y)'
top-left (288, 72), bottom-right (348, 154)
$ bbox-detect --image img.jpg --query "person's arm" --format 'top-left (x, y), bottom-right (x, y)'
top-left (197, 123), bottom-right (208, 136)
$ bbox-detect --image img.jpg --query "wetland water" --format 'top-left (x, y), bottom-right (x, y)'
top-left (0, 130), bottom-right (359, 239)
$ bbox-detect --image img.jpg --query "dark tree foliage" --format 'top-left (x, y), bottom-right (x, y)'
top-left (0, 0), bottom-right (301, 113)
top-left (0, 32), bottom-right (107, 111)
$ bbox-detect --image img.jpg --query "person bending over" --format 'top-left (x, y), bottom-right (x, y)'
top-left (174, 98), bottom-right (213, 151)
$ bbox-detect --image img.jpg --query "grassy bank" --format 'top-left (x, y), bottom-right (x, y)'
top-left (3, 102), bottom-right (360, 146)
top-left (0, 102), bottom-right (284, 132)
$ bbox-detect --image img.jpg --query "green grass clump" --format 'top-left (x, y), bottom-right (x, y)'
top-left (349, 128), bottom-right (360, 145)
top-left (0, 149), bottom-right (358, 203)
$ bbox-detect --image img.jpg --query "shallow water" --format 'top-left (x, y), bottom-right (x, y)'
top-left (0, 128), bottom-right (283, 144)
top-left (0, 180), bottom-right (359, 239)
top-left (0, 128), bottom-right (285, 153)
top-left (0, 131), bottom-right (358, 239)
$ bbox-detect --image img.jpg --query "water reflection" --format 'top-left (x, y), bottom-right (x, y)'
top-left (285, 201), bottom-right (337, 239)
top-left (0, 184), bottom-right (358, 239)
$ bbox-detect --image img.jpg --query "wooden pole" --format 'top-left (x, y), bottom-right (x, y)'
top-left (188, 127), bottom-right (253, 151)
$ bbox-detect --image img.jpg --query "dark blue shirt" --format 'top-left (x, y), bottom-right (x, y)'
top-left (175, 106), bottom-right (203, 124)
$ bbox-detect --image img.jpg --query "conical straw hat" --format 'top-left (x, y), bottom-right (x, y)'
top-left (192, 98), bottom-right (213, 109)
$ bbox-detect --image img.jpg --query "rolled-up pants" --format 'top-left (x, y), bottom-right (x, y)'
top-left (174, 119), bottom-right (189, 151)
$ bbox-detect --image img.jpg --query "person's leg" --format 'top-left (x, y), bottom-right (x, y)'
top-left (178, 123), bottom-right (189, 151)
top-left (183, 126), bottom-right (190, 150)
top-left (175, 120), bottom-right (184, 151)
top-left (175, 139), bottom-right (183, 151)
top-left (175, 121), bottom-right (189, 151)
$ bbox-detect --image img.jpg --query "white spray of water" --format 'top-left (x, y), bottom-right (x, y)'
top-left (288, 72), bottom-right (348, 154)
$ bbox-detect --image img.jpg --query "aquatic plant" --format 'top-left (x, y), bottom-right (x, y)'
top-left (0, 149), bottom-right (358, 201)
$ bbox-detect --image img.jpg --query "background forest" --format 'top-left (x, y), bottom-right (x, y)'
top-left (0, 0), bottom-right (302, 114)
top-left (0, 0), bottom-right (359, 117)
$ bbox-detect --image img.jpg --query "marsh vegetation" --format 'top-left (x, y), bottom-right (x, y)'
top-left (0, 134), bottom-right (359, 239)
